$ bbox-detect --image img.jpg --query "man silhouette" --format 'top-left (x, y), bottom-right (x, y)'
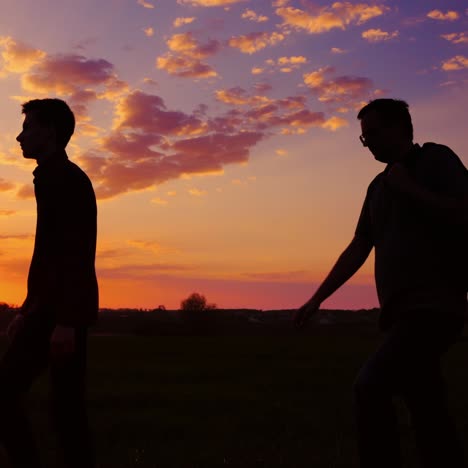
top-left (295, 99), bottom-right (467, 468)
top-left (0, 98), bottom-right (98, 468)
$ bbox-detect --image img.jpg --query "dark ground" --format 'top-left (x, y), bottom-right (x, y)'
top-left (0, 321), bottom-right (466, 467)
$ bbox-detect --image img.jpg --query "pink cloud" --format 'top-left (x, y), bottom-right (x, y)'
top-left (304, 68), bottom-right (375, 106)
top-left (22, 54), bottom-right (117, 94)
top-left (79, 90), bottom-right (265, 198)
top-left (115, 90), bottom-right (207, 135)
top-left (15, 51), bottom-right (128, 123)
top-left (253, 82), bottom-right (273, 93)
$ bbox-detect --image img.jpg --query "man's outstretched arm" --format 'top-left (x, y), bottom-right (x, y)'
top-left (294, 235), bottom-right (373, 328)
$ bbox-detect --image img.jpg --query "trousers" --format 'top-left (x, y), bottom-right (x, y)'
top-left (353, 309), bottom-right (466, 468)
top-left (0, 311), bottom-right (95, 468)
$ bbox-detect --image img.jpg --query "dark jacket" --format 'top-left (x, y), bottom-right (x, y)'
top-left (23, 150), bottom-right (98, 327)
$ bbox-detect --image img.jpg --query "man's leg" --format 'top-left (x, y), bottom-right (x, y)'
top-left (353, 338), bottom-right (403, 468)
top-left (50, 327), bottom-right (95, 468)
top-left (0, 315), bottom-right (51, 468)
top-left (402, 317), bottom-right (465, 468)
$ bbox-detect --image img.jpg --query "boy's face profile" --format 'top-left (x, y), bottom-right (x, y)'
top-left (16, 111), bottom-right (54, 160)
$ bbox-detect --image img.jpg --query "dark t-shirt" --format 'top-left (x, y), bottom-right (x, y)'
top-left (355, 143), bottom-right (467, 330)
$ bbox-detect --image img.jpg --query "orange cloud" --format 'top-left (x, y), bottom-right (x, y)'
top-left (98, 263), bottom-right (194, 280)
top-left (322, 115), bottom-right (349, 131)
top-left (260, 55), bottom-right (308, 73)
top-left (362, 28), bottom-right (399, 42)
top-left (441, 55), bottom-right (468, 71)
top-left (303, 66), bottom-right (334, 87)
top-left (143, 27), bottom-right (154, 37)
top-left (441, 32), bottom-right (467, 44)
top-left (16, 184), bottom-right (34, 199)
top-left (167, 33), bottom-right (220, 58)
top-left (278, 56), bottom-right (307, 65)
top-left (127, 240), bottom-right (180, 255)
top-left (151, 197), bottom-right (169, 205)
top-left (157, 32), bottom-right (221, 78)
top-left (188, 188), bottom-right (208, 196)
top-left (215, 87), bottom-right (271, 105)
top-left (427, 10), bottom-right (459, 21)
top-left (173, 17), bottom-right (196, 28)
top-left (276, 2), bottom-right (389, 34)
top-left (177, 0), bottom-right (246, 6)
top-left (0, 179), bottom-right (15, 191)
top-left (137, 0), bottom-right (155, 8)
top-left (228, 31), bottom-right (286, 54)
top-left (0, 210), bottom-right (16, 216)
top-left (157, 54), bottom-right (217, 78)
top-left (0, 36), bottom-right (46, 75)
top-left (242, 9), bottom-right (269, 23)
top-left (143, 77), bottom-right (158, 87)
top-left (251, 67), bottom-right (264, 75)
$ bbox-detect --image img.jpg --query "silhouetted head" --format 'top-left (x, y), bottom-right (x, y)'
top-left (357, 99), bottom-right (413, 164)
top-left (16, 98), bottom-right (75, 162)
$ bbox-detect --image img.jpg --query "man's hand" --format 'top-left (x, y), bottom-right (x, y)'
top-left (50, 325), bottom-right (75, 362)
top-left (294, 298), bottom-right (320, 329)
top-left (6, 314), bottom-right (25, 341)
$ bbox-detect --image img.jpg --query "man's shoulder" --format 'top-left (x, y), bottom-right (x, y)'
top-left (420, 142), bottom-right (464, 166)
top-left (419, 142), bottom-right (467, 176)
top-left (367, 171), bottom-right (386, 193)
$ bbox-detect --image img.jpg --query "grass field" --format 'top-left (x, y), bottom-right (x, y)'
top-left (0, 325), bottom-right (467, 467)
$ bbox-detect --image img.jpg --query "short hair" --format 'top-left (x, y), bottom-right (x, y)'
top-left (357, 98), bottom-right (413, 141)
top-left (21, 98), bottom-right (75, 148)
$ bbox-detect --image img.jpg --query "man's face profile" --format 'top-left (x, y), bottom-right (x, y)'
top-left (16, 112), bottom-right (53, 160)
top-left (360, 109), bottom-right (405, 164)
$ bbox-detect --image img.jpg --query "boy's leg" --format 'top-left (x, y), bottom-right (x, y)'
top-left (50, 327), bottom-right (95, 468)
top-left (0, 314), bottom-right (51, 468)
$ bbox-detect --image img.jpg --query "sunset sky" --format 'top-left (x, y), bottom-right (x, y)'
top-left (0, 0), bottom-right (466, 310)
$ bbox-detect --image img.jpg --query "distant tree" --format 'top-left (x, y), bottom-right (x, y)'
top-left (180, 293), bottom-right (216, 312)
top-left (180, 293), bottom-right (217, 333)
top-left (156, 305), bottom-right (166, 311)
